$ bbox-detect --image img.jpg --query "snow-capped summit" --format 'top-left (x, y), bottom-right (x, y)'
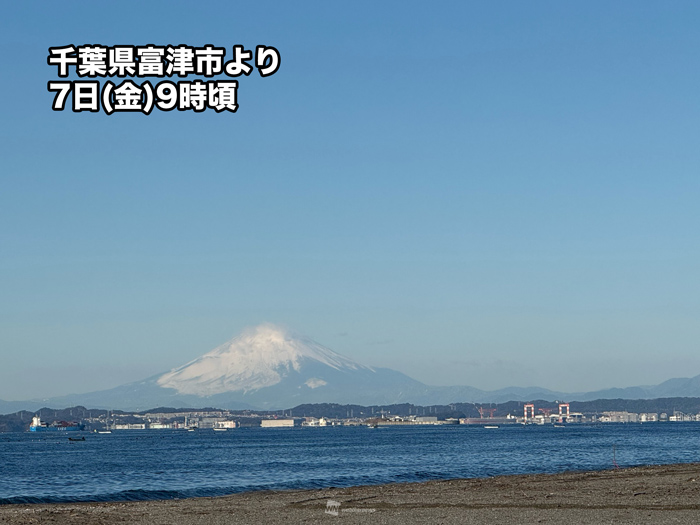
top-left (157, 324), bottom-right (373, 396)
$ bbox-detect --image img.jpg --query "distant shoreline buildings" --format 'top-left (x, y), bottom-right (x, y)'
top-left (15, 404), bottom-right (700, 432)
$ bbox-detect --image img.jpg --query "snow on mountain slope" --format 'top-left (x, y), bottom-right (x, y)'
top-left (156, 324), bottom-right (374, 396)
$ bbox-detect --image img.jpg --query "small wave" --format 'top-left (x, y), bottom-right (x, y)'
top-left (0, 489), bottom-right (184, 505)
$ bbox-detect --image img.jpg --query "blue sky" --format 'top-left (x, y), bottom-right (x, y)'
top-left (2, 2), bottom-right (700, 400)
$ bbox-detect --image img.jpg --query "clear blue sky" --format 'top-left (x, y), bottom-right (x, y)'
top-left (2, 2), bottom-right (700, 400)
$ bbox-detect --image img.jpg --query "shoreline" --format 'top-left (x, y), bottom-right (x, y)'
top-left (2, 463), bottom-right (700, 524)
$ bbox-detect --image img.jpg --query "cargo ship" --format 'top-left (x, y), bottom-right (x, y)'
top-left (29, 415), bottom-right (84, 432)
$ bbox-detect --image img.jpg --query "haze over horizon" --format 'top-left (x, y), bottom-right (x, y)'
top-left (1, 322), bottom-right (699, 403)
top-left (2, 2), bottom-right (700, 401)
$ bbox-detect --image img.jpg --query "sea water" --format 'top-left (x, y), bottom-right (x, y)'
top-left (1, 423), bottom-right (699, 504)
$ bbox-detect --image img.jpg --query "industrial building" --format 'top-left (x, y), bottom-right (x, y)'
top-left (260, 419), bottom-right (301, 428)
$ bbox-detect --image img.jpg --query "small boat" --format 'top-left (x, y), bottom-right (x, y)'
top-left (97, 430), bottom-right (112, 434)
top-left (68, 436), bottom-right (86, 441)
top-left (213, 428), bottom-right (227, 432)
top-left (484, 425), bottom-right (499, 429)
top-left (553, 424), bottom-right (566, 428)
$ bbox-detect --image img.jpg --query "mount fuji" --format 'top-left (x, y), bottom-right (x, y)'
top-left (25, 324), bottom-right (433, 411)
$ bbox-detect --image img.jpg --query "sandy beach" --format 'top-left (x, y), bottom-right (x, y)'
top-left (2, 463), bottom-right (700, 524)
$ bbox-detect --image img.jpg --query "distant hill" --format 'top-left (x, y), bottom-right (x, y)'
top-left (0, 399), bottom-right (44, 415)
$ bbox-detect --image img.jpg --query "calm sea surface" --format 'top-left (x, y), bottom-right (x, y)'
top-left (1, 423), bottom-right (699, 504)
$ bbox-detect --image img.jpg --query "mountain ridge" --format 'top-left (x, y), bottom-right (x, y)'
top-left (3, 324), bottom-right (700, 413)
